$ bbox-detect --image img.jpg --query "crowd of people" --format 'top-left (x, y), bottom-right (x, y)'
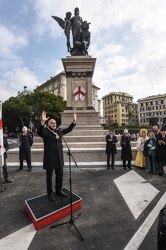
top-left (105, 125), bottom-right (166, 176)
top-left (1, 119), bottom-right (165, 200)
top-left (135, 126), bottom-right (166, 176)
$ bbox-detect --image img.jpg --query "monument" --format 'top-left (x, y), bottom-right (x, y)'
top-left (52, 7), bottom-right (100, 128)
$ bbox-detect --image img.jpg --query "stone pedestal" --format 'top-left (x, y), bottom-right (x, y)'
top-left (61, 56), bottom-right (100, 127)
top-left (60, 109), bottom-right (101, 129)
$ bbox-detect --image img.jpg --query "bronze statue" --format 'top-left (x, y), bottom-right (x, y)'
top-left (52, 7), bottom-right (91, 56)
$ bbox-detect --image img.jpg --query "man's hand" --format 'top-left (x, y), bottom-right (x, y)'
top-left (73, 113), bottom-right (77, 123)
top-left (41, 111), bottom-right (49, 125)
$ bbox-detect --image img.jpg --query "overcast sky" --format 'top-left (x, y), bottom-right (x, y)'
top-left (0, 0), bottom-right (166, 103)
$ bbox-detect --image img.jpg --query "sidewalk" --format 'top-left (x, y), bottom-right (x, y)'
top-left (0, 165), bottom-right (166, 250)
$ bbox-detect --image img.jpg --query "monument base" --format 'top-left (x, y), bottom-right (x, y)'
top-left (25, 188), bottom-right (82, 230)
top-left (61, 109), bottom-right (101, 128)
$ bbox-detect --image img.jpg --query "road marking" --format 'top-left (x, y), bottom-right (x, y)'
top-left (124, 192), bottom-right (166, 250)
top-left (114, 170), bottom-right (159, 219)
top-left (0, 224), bottom-right (36, 250)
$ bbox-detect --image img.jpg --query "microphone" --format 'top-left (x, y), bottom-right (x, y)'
top-left (57, 127), bottom-right (63, 134)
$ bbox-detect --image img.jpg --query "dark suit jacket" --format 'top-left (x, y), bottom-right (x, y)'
top-left (37, 122), bottom-right (75, 169)
top-left (19, 133), bottom-right (33, 160)
top-left (106, 134), bottom-right (118, 155)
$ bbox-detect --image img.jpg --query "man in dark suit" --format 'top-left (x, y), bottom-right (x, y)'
top-left (37, 111), bottom-right (76, 201)
top-left (106, 129), bottom-right (118, 170)
top-left (156, 127), bottom-right (166, 176)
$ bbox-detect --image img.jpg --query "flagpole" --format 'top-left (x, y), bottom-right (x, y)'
top-left (0, 101), bottom-right (5, 192)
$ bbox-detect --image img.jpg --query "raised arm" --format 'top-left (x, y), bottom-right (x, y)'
top-left (41, 111), bottom-right (49, 125)
top-left (73, 113), bottom-right (76, 124)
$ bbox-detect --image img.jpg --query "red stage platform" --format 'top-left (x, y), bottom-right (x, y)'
top-left (25, 187), bottom-right (82, 230)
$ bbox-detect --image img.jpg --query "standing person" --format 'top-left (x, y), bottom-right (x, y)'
top-left (156, 127), bottom-right (166, 176)
top-left (134, 128), bottom-right (149, 168)
top-left (3, 135), bottom-right (12, 183)
top-left (105, 129), bottom-right (118, 170)
top-left (152, 125), bottom-right (159, 138)
top-left (16, 126), bottom-right (33, 172)
top-left (27, 127), bottom-right (34, 139)
top-left (37, 111), bottom-right (76, 202)
top-left (144, 132), bottom-right (158, 173)
top-left (121, 129), bottom-right (132, 170)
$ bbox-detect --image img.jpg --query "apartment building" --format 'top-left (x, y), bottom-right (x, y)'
top-left (102, 92), bottom-right (139, 126)
top-left (36, 71), bottom-right (67, 100)
top-left (137, 94), bottom-right (166, 127)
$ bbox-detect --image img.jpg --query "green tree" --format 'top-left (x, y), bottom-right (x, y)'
top-left (2, 90), bottom-right (66, 132)
top-left (2, 97), bottom-right (31, 132)
top-left (149, 117), bottom-right (159, 126)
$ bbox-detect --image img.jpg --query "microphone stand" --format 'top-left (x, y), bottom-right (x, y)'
top-left (50, 133), bottom-right (84, 241)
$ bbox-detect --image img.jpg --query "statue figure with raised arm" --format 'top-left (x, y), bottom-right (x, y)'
top-left (52, 7), bottom-right (91, 56)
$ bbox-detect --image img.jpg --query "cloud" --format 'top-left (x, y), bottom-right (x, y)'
top-left (1, 0), bottom-right (166, 106)
top-left (0, 25), bottom-right (28, 57)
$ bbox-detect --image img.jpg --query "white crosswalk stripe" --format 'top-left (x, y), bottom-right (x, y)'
top-left (0, 224), bottom-right (36, 250)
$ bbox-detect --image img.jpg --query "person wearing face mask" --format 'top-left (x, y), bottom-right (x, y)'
top-left (134, 128), bottom-right (149, 168)
top-left (37, 111), bottom-right (76, 201)
top-left (120, 129), bottom-right (132, 170)
top-left (16, 126), bottom-right (33, 172)
top-left (144, 131), bottom-right (158, 174)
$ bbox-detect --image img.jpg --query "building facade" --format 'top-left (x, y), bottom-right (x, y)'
top-left (36, 71), bottom-right (67, 100)
top-left (102, 92), bottom-right (139, 126)
top-left (137, 94), bottom-right (166, 127)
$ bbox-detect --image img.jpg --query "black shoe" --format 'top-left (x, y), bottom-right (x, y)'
top-left (16, 168), bottom-right (23, 172)
top-left (128, 166), bottom-right (132, 170)
top-left (48, 193), bottom-right (55, 201)
top-left (159, 173), bottom-right (164, 176)
top-left (28, 168), bottom-right (32, 172)
top-left (56, 191), bottom-right (67, 197)
top-left (107, 166), bottom-right (110, 170)
top-left (111, 166), bottom-right (115, 170)
top-left (4, 178), bottom-right (13, 183)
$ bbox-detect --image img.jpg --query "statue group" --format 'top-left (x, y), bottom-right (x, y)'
top-left (52, 7), bottom-right (91, 56)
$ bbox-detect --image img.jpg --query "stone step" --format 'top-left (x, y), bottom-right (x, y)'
top-left (62, 130), bottom-right (108, 136)
top-left (7, 161), bottom-right (135, 168)
top-left (31, 141), bottom-right (136, 149)
top-left (7, 147), bottom-right (137, 163)
top-left (34, 135), bottom-right (123, 143)
top-left (31, 142), bottom-right (107, 148)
